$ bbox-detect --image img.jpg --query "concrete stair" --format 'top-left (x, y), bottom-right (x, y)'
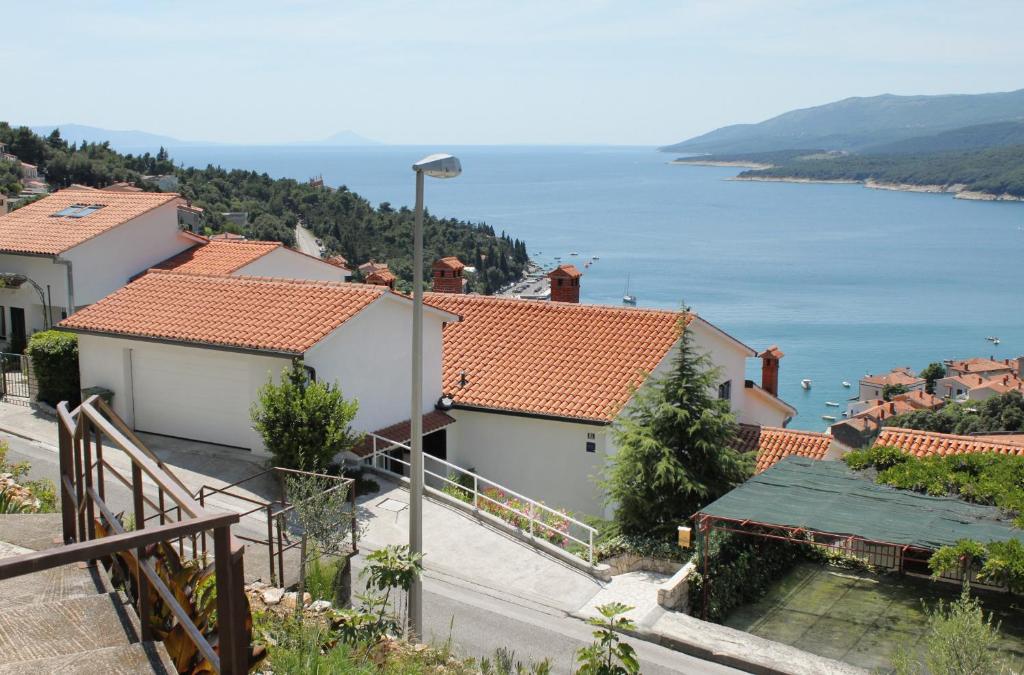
top-left (0, 515), bottom-right (176, 674)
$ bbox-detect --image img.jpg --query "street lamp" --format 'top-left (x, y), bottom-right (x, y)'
top-left (409, 153), bottom-right (461, 638)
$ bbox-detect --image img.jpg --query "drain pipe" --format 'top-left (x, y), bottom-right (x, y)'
top-left (54, 257), bottom-right (75, 316)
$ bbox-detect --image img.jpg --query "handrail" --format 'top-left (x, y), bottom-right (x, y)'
top-left (0, 511), bottom-right (237, 579)
top-left (365, 432), bottom-right (596, 563)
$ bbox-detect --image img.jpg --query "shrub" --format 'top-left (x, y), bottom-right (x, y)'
top-left (26, 330), bottom-right (80, 407)
top-left (477, 487), bottom-right (571, 547)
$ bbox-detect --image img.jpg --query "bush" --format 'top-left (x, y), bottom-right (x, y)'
top-left (26, 330), bottom-right (80, 407)
top-left (477, 487), bottom-right (571, 547)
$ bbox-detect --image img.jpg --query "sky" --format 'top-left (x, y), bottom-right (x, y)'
top-left (5, 1), bottom-right (1024, 146)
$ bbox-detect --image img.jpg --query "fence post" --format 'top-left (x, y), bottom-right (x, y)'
top-left (589, 529), bottom-right (594, 565)
top-left (266, 504), bottom-right (276, 586)
top-left (214, 528), bottom-right (244, 674)
top-left (58, 409), bottom-right (76, 544)
top-left (473, 474), bottom-right (479, 510)
top-left (350, 480), bottom-right (359, 553)
top-left (132, 462), bottom-right (153, 641)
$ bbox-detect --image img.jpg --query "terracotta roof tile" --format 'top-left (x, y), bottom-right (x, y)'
top-left (424, 293), bottom-right (685, 422)
top-left (152, 239), bottom-right (281, 275)
top-left (59, 270), bottom-right (385, 354)
top-left (860, 368), bottom-right (924, 388)
top-left (432, 256), bottom-right (465, 272)
top-left (854, 399), bottom-right (917, 420)
top-left (946, 357), bottom-right (1016, 374)
top-left (350, 411), bottom-right (457, 457)
top-left (736, 424), bottom-right (833, 472)
top-left (892, 390), bottom-right (944, 410)
top-left (0, 188), bottom-right (180, 255)
top-left (874, 428), bottom-right (1024, 459)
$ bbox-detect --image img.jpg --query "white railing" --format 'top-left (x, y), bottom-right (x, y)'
top-left (363, 433), bottom-right (596, 564)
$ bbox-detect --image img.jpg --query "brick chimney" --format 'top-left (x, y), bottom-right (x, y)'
top-left (758, 345), bottom-right (784, 397)
top-left (365, 268), bottom-right (396, 290)
top-left (432, 256), bottom-right (466, 294)
top-left (549, 264), bottom-right (581, 303)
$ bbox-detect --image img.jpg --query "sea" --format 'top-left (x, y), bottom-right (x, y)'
top-left (163, 144), bottom-right (1024, 431)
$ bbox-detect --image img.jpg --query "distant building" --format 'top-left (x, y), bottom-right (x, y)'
top-left (177, 203), bottom-right (204, 233)
top-left (18, 163), bottom-right (38, 180)
top-left (221, 212), bottom-right (248, 227)
top-left (858, 367), bottom-right (925, 401)
top-left (209, 232), bottom-right (246, 241)
top-left (143, 175), bottom-right (179, 192)
top-left (944, 357), bottom-right (1022, 380)
top-left (102, 182), bottom-right (143, 192)
top-left (365, 268), bottom-right (396, 290)
top-left (358, 259), bottom-right (389, 277)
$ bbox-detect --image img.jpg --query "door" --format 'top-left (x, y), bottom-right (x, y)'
top-left (9, 308), bottom-right (25, 354)
top-left (130, 346), bottom-right (255, 450)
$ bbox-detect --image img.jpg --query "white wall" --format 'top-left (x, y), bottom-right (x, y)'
top-left (303, 295), bottom-right (446, 434)
top-left (236, 246), bottom-right (351, 281)
top-left (0, 253), bottom-right (71, 337)
top-left (63, 202), bottom-right (192, 307)
top-left (77, 333), bottom-right (289, 453)
top-left (447, 409), bottom-right (610, 517)
top-left (742, 386), bottom-right (793, 427)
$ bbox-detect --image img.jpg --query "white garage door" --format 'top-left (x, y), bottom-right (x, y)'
top-left (131, 346), bottom-right (254, 449)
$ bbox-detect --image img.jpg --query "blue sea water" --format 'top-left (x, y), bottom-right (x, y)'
top-left (165, 145), bottom-right (1024, 431)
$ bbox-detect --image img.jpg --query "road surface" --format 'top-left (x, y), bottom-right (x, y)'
top-left (294, 222), bottom-right (322, 257)
top-left (3, 433), bottom-right (739, 674)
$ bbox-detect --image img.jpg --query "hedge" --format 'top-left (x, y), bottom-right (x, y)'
top-left (26, 331), bottom-right (80, 407)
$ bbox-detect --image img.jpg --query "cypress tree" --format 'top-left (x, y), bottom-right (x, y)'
top-left (604, 317), bottom-right (752, 539)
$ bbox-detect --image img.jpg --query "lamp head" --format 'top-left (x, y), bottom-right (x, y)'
top-left (413, 153), bottom-right (461, 179)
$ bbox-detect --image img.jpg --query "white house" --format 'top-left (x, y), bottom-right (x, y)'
top-left (150, 236), bottom-right (351, 281)
top-left (61, 271), bottom-right (455, 451)
top-left (402, 293), bottom-right (796, 516)
top-left (858, 367), bottom-right (925, 401)
top-left (0, 187), bottom-right (193, 350)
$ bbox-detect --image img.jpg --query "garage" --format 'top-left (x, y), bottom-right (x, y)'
top-left (130, 343), bottom-right (275, 449)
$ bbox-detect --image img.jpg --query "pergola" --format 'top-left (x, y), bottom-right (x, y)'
top-left (692, 456), bottom-right (1021, 619)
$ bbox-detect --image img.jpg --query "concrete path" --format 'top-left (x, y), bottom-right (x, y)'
top-left (577, 570), bottom-right (671, 628)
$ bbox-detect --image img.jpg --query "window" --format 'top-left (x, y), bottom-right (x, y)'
top-left (0, 306), bottom-right (5, 337)
top-left (718, 380), bottom-right (732, 401)
top-left (585, 442), bottom-right (596, 453)
top-left (50, 204), bottom-right (105, 218)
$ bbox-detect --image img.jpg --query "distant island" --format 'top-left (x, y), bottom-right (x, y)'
top-left (27, 123), bottom-right (382, 152)
top-left (665, 89), bottom-right (1024, 201)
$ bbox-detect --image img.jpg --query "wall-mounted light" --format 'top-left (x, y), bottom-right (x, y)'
top-left (436, 395), bottom-right (454, 410)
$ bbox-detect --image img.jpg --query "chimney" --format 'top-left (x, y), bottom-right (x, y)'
top-left (549, 264), bottom-right (581, 303)
top-left (758, 345), bottom-right (784, 397)
top-left (432, 256), bottom-right (466, 294)
top-left (1017, 356), bottom-right (1024, 378)
top-left (365, 268), bottom-right (395, 290)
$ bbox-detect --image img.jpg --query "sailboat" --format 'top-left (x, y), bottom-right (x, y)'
top-left (622, 274), bottom-right (637, 305)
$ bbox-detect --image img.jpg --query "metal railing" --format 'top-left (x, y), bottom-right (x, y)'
top-left (0, 395), bottom-right (250, 674)
top-left (196, 467), bottom-right (357, 587)
top-left (0, 351), bottom-right (35, 401)
top-left (363, 433), bottom-right (596, 564)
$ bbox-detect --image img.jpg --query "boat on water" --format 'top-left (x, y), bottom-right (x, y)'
top-left (622, 273), bottom-right (637, 305)
top-left (825, 401), bottom-right (839, 407)
top-left (994, 338), bottom-right (1001, 345)
top-left (593, 256), bottom-right (600, 260)
top-left (569, 251), bottom-right (579, 256)
top-left (801, 379), bottom-right (812, 390)
top-left (822, 415), bottom-right (836, 422)
top-left (841, 381), bottom-right (851, 388)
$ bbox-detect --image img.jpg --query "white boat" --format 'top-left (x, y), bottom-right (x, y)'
top-left (822, 415), bottom-right (836, 422)
top-left (841, 381), bottom-right (851, 388)
top-left (825, 401), bottom-right (839, 407)
top-left (593, 256), bottom-right (600, 260)
top-left (622, 274), bottom-right (637, 305)
top-left (994, 338), bottom-right (1001, 345)
top-left (801, 379), bottom-right (812, 390)
top-left (569, 251), bottom-right (579, 256)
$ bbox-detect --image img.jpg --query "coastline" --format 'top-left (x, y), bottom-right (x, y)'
top-left (672, 159), bottom-right (775, 170)
top-left (730, 175), bottom-right (1023, 202)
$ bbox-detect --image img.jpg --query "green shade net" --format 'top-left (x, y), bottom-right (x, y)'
top-left (698, 456), bottom-right (1020, 550)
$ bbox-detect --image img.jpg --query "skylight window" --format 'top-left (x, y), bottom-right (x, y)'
top-left (51, 204), bottom-right (105, 218)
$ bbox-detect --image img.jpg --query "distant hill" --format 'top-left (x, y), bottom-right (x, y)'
top-left (29, 124), bottom-right (208, 151)
top-left (661, 89), bottom-right (1024, 154)
top-left (861, 120), bottom-right (1024, 155)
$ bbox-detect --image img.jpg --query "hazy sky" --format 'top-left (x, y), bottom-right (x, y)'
top-left (5, 1), bottom-right (1024, 145)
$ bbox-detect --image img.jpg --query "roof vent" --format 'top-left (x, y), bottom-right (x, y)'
top-left (459, 370), bottom-right (468, 388)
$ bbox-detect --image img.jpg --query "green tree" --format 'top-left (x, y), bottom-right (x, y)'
top-left (919, 362), bottom-right (946, 394)
top-left (604, 317), bottom-right (750, 539)
top-left (883, 383), bottom-right (910, 401)
top-left (250, 359), bottom-right (362, 469)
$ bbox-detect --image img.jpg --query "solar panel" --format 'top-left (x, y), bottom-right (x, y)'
top-left (50, 204), bottom-right (106, 218)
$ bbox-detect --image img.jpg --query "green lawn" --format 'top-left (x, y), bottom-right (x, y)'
top-left (723, 563), bottom-right (1024, 672)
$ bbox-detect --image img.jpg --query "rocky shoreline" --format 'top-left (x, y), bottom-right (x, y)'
top-left (672, 159), bottom-right (775, 170)
top-left (730, 175), bottom-right (1023, 201)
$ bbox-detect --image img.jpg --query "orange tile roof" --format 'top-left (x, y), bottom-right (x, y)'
top-left (946, 357), bottom-right (1015, 374)
top-left (0, 188), bottom-right (180, 255)
top-left (854, 399), bottom-right (917, 420)
top-left (432, 256), bottom-right (465, 272)
top-left (59, 270), bottom-right (386, 354)
top-left (860, 368), bottom-right (924, 387)
top-left (874, 428), bottom-right (1024, 459)
top-left (892, 390), bottom-right (944, 410)
top-left (350, 411), bottom-right (457, 457)
top-left (366, 269), bottom-right (396, 284)
top-left (736, 424), bottom-right (833, 472)
top-left (151, 239), bottom-right (281, 275)
top-left (550, 264), bottom-right (582, 279)
top-left (424, 293), bottom-right (685, 422)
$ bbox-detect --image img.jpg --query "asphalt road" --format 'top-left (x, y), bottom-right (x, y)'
top-left (3, 432), bottom-right (740, 674)
top-left (294, 222), bottom-right (322, 257)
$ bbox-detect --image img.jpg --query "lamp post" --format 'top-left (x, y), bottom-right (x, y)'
top-left (409, 153), bottom-right (461, 638)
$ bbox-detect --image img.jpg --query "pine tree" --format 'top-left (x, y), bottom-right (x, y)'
top-left (604, 317), bottom-right (752, 539)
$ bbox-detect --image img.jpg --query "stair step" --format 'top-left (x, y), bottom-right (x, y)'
top-left (0, 592), bottom-right (142, 665)
top-left (0, 641), bottom-right (175, 675)
top-left (0, 513), bottom-right (65, 550)
top-left (0, 561), bottom-right (113, 608)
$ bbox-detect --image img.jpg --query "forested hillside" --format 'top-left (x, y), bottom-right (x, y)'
top-left (0, 123), bottom-right (528, 293)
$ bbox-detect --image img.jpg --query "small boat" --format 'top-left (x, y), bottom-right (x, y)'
top-left (842, 411), bottom-right (849, 417)
top-left (801, 379), bottom-right (812, 390)
top-left (569, 251), bottom-right (579, 256)
top-left (825, 401), bottom-right (839, 407)
top-left (841, 381), bottom-right (851, 388)
top-left (593, 256), bottom-right (600, 260)
top-left (986, 336), bottom-right (996, 342)
top-left (994, 338), bottom-right (1001, 345)
top-left (822, 415), bottom-right (836, 422)
top-left (584, 262), bottom-right (591, 269)
top-left (622, 274), bottom-right (637, 305)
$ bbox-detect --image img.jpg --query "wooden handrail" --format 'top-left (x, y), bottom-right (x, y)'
top-left (0, 511), bottom-right (238, 580)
